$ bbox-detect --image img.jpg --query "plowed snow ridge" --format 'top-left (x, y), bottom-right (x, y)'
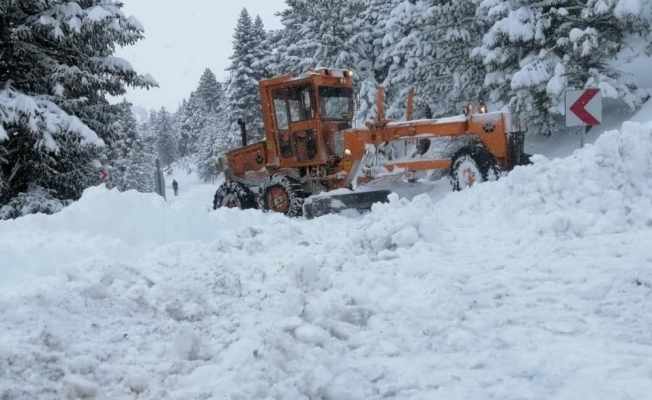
top-left (1, 121), bottom-right (652, 400)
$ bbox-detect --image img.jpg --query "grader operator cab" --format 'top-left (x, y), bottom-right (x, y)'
top-left (213, 67), bottom-right (530, 219)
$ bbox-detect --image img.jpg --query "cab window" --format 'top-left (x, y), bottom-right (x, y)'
top-left (272, 89), bottom-right (292, 158)
top-left (288, 86), bottom-right (314, 122)
top-left (273, 97), bottom-right (289, 130)
top-left (319, 87), bottom-right (353, 119)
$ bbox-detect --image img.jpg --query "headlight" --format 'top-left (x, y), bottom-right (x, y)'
top-left (344, 149), bottom-right (352, 156)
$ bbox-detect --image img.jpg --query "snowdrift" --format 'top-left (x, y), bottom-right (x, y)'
top-left (1, 121), bottom-right (652, 399)
top-left (445, 120), bottom-right (652, 237)
top-left (0, 185), bottom-right (279, 288)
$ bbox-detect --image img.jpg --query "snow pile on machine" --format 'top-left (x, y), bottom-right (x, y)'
top-left (1, 121), bottom-right (651, 399)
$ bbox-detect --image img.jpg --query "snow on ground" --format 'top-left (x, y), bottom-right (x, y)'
top-left (2, 113), bottom-right (652, 399)
top-left (162, 158), bottom-right (222, 211)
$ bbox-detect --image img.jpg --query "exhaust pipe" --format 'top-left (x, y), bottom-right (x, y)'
top-left (237, 118), bottom-right (247, 146)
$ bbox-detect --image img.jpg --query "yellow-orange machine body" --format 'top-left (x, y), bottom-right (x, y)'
top-left (215, 68), bottom-right (529, 218)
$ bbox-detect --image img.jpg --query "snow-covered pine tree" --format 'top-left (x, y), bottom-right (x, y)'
top-left (125, 138), bottom-right (155, 193)
top-left (138, 110), bottom-right (158, 181)
top-left (176, 98), bottom-right (192, 157)
top-left (473, 0), bottom-right (583, 136)
top-left (106, 99), bottom-right (154, 192)
top-left (196, 113), bottom-right (227, 182)
top-left (122, 103), bottom-right (155, 193)
top-left (195, 73), bottom-right (229, 181)
top-left (177, 68), bottom-right (229, 164)
top-left (196, 68), bottom-right (223, 113)
top-left (266, 0), bottom-right (313, 77)
top-left (171, 104), bottom-right (190, 171)
top-left (380, 0), bottom-right (485, 120)
top-left (104, 98), bottom-right (132, 190)
top-left (273, 0), bottom-right (365, 74)
top-left (224, 8), bottom-right (264, 144)
top-left (348, 0), bottom-right (401, 124)
top-left (473, 0), bottom-right (650, 136)
top-left (251, 15), bottom-right (272, 82)
top-left (0, 0), bottom-right (155, 218)
top-left (154, 107), bottom-right (178, 168)
top-left (555, 0), bottom-right (651, 113)
top-left (178, 92), bottom-right (207, 156)
top-left (138, 109), bottom-right (158, 160)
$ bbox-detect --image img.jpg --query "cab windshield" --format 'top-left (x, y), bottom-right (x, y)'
top-left (318, 87), bottom-right (353, 119)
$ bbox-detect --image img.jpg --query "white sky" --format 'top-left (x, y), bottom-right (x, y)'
top-left (113, 0), bottom-right (287, 112)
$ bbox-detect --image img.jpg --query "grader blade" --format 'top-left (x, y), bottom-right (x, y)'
top-left (302, 189), bottom-right (392, 219)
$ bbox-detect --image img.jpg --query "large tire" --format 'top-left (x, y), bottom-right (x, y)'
top-left (449, 144), bottom-right (500, 191)
top-left (213, 180), bottom-right (258, 210)
top-left (260, 174), bottom-right (306, 217)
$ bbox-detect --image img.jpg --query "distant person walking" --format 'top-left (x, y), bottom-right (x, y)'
top-left (172, 179), bottom-right (179, 196)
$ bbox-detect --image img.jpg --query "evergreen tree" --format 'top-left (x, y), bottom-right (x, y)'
top-left (559, 0), bottom-right (650, 112)
top-left (154, 108), bottom-right (178, 168)
top-left (267, 0), bottom-right (313, 77)
top-left (224, 8), bottom-right (264, 143)
top-left (195, 75), bottom-right (229, 181)
top-left (346, 0), bottom-right (402, 124)
top-left (177, 68), bottom-right (227, 158)
top-left (107, 99), bottom-right (154, 192)
top-left (473, 0), bottom-right (649, 136)
top-left (251, 15), bottom-right (272, 82)
top-left (196, 114), bottom-right (226, 182)
top-left (170, 105), bottom-right (186, 164)
top-left (380, 0), bottom-right (485, 120)
top-left (178, 92), bottom-right (206, 155)
top-left (272, 0), bottom-right (365, 75)
top-left (138, 110), bottom-right (158, 173)
top-left (0, 0), bottom-right (155, 218)
top-left (196, 68), bottom-right (223, 113)
top-left (176, 98), bottom-right (192, 157)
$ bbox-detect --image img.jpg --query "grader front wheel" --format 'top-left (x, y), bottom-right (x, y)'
top-left (450, 145), bottom-right (500, 191)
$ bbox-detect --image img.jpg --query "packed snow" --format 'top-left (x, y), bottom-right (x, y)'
top-left (2, 111), bottom-right (652, 399)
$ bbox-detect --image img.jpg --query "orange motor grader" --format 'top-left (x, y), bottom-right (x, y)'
top-left (213, 68), bottom-right (530, 219)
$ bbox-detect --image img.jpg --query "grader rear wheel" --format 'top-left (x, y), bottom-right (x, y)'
top-left (213, 180), bottom-right (258, 210)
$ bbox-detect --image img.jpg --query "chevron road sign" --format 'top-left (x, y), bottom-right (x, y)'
top-left (566, 88), bottom-right (602, 127)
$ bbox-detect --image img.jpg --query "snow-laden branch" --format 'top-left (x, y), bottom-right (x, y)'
top-left (0, 87), bottom-right (104, 151)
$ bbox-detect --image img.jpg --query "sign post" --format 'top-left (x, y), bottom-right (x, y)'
top-left (565, 88), bottom-right (602, 148)
top-left (99, 170), bottom-right (108, 181)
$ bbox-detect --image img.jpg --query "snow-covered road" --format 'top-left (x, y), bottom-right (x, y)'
top-left (2, 120), bottom-right (652, 400)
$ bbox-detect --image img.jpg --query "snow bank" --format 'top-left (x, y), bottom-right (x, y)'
top-left (630, 95), bottom-right (652, 123)
top-left (358, 120), bottom-right (652, 249)
top-left (0, 185), bottom-right (266, 289)
top-left (443, 120), bottom-right (652, 238)
top-left (1, 121), bottom-right (652, 399)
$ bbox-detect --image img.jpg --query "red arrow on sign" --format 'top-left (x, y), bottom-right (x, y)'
top-left (569, 88), bottom-right (600, 125)
top-left (100, 170), bottom-right (108, 181)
